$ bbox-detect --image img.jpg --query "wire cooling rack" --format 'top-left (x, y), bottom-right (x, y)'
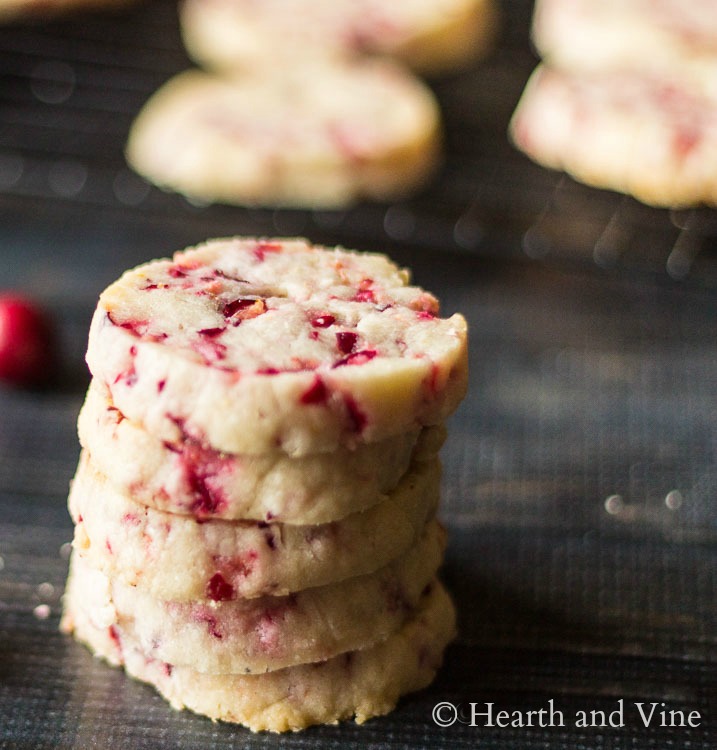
top-left (0, 0), bottom-right (716, 287)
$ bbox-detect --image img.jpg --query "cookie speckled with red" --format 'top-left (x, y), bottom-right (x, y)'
top-left (69, 449), bottom-right (440, 600)
top-left (64, 519), bottom-right (445, 675)
top-left (86, 237), bottom-right (468, 457)
top-left (78, 380), bottom-right (444, 523)
top-left (61, 569), bottom-right (456, 732)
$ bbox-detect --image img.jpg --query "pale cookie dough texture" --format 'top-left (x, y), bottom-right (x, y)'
top-left (78, 379), bottom-right (445, 524)
top-left (179, 0), bottom-right (498, 75)
top-left (61, 574), bottom-right (457, 732)
top-left (69, 449), bottom-right (441, 600)
top-left (510, 65), bottom-right (717, 209)
top-left (85, 237), bottom-right (468, 457)
top-left (64, 520), bottom-right (444, 675)
top-left (126, 63), bottom-right (442, 209)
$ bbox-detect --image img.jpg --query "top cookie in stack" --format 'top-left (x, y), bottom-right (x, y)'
top-left (62, 236), bottom-right (468, 732)
top-left (510, 0), bottom-right (717, 208)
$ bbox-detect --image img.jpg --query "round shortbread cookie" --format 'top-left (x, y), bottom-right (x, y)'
top-left (510, 65), bottom-right (717, 208)
top-left (126, 64), bottom-right (441, 209)
top-left (85, 237), bottom-right (468, 457)
top-left (64, 520), bottom-right (445, 675)
top-left (179, 0), bottom-right (497, 76)
top-left (69, 450), bottom-right (440, 600)
top-left (78, 379), bottom-right (445, 523)
top-left (533, 0), bottom-right (717, 100)
top-left (61, 576), bottom-right (456, 732)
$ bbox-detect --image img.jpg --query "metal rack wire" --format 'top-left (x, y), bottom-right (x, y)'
top-left (0, 0), bottom-right (716, 287)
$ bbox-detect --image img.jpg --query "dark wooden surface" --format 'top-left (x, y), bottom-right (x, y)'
top-left (0, 1), bottom-right (715, 747)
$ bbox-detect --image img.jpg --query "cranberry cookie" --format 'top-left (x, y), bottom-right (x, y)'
top-left (78, 379), bottom-right (444, 523)
top-left (69, 450), bottom-right (440, 600)
top-left (85, 237), bottom-right (468, 456)
top-left (510, 65), bottom-right (717, 208)
top-left (63, 520), bottom-right (444, 674)
top-left (61, 573), bottom-right (456, 732)
top-left (126, 63), bottom-right (441, 209)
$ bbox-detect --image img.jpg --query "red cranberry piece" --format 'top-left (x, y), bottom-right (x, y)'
top-left (300, 376), bottom-right (328, 405)
top-left (206, 573), bottom-right (235, 602)
top-left (353, 289), bottom-right (376, 303)
top-left (334, 349), bottom-right (377, 367)
top-left (198, 327), bottom-right (225, 338)
top-left (311, 314), bottom-right (335, 328)
top-left (223, 298), bottom-right (267, 324)
top-left (344, 395), bottom-right (367, 433)
top-left (0, 294), bottom-right (56, 387)
top-left (252, 242), bottom-right (283, 262)
top-left (336, 331), bottom-right (357, 354)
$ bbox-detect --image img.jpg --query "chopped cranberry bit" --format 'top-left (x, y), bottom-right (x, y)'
top-left (256, 367), bottom-right (280, 375)
top-left (416, 310), bottom-right (436, 320)
top-left (157, 379), bottom-right (166, 393)
top-left (169, 438), bottom-right (231, 516)
top-left (163, 663), bottom-right (173, 677)
top-left (334, 349), bottom-right (377, 368)
top-left (194, 609), bottom-right (223, 639)
top-left (252, 242), bottom-right (283, 262)
top-left (206, 573), bottom-right (235, 602)
top-left (113, 363), bottom-right (137, 387)
top-left (198, 326), bottom-right (225, 338)
top-left (167, 266), bottom-right (188, 279)
top-left (142, 282), bottom-right (159, 291)
top-left (311, 314), bottom-right (335, 328)
top-left (344, 394), bottom-right (367, 433)
top-left (300, 376), bottom-right (329, 405)
top-left (193, 337), bottom-right (227, 363)
top-left (673, 127), bottom-right (700, 158)
top-left (215, 550), bottom-right (258, 581)
top-left (106, 311), bottom-right (150, 338)
top-left (353, 289), bottom-right (376, 303)
top-left (223, 298), bottom-right (267, 324)
top-left (108, 625), bottom-right (121, 648)
top-left (336, 331), bottom-right (358, 354)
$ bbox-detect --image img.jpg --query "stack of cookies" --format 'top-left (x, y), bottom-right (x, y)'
top-left (510, 0), bottom-right (717, 208)
top-left (61, 236), bottom-right (468, 732)
top-left (125, 0), bottom-right (498, 209)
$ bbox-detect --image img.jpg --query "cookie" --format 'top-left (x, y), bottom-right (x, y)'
top-left (64, 519), bottom-right (445, 674)
top-left (179, 0), bottom-right (497, 76)
top-left (78, 379), bottom-right (445, 523)
top-left (532, 0), bottom-right (717, 100)
top-left (61, 574), bottom-right (456, 732)
top-left (85, 237), bottom-right (468, 457)
top-left (69, 449), bottom-right (440, 600)
top-left (126, 64), bottom-right (441, 209)
top-left (510, 64), bottom-right (717, 208)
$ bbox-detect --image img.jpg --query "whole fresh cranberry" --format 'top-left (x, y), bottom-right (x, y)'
top-left (0, 294), bottom-right (55, 387)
